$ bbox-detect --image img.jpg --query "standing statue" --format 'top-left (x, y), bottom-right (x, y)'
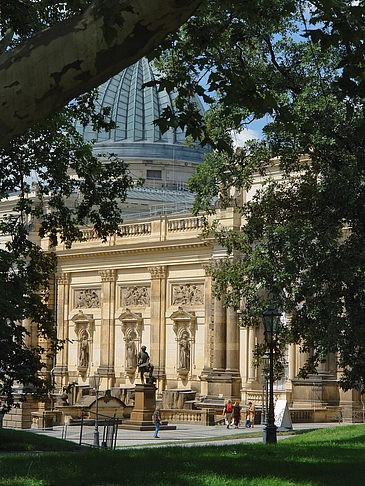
top-left (79, 330), bottom-right (89, 368)
top-left (179, 338), bottom-right (190, 370)
top-left (126, 341), bottom-right (137, 369)
top-left (137, 345), bottom-right (154, 384)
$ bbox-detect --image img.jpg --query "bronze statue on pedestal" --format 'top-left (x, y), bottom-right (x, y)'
top-left (137, 345), bottom-right (155, 384)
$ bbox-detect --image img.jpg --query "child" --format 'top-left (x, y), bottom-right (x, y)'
top-left (245, 413), bottom-right (251, 428)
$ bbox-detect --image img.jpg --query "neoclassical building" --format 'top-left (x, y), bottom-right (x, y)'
top-left (2, 59), bottom-right (362, 427)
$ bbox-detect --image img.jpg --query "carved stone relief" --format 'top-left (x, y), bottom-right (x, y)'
top-left (121, 286), bottom-right (150, 307)
top-left (171, 283), bottom-right (204, 306)
top-left (74, 289), bottom-right (101, 309)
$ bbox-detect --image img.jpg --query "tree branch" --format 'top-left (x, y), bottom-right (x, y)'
top-left (0, 0), bottom-right (202, 148)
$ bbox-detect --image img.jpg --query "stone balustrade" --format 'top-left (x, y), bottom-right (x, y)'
top-left (161, 408), bottom-right (215, 426)
top-left (119, 222), bottom-right (152, 237)
top-left (167, 217), bottom-right (203, 232)
top-left (64, 214), bottom-right (204, 249)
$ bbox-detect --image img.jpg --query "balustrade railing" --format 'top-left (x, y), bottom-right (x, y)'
top-left (167, 217), bottom-right (203, 232)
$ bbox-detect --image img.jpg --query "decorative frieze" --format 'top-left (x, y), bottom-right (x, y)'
top-left (172, 283), bottom-right (204, 306)
top-left (74, 289), bottom-right (101, 309)
top-left (121, 286), bottom-right (150, 307)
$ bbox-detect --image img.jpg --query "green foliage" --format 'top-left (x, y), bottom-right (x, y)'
top-left (0, 2), bottom-right (135, 411)
top-left (153, 1), bottom-right (365, 389)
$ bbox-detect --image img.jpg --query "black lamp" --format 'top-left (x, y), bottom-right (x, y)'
top-left (262, 304), bottom-right (282, 444)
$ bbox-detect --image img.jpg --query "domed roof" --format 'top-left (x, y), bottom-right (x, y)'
top-left (75, 58), bottom-right (207, 163)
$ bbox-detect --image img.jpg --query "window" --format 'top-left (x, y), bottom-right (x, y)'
top-left (146, 169), bottom-right (162, 180)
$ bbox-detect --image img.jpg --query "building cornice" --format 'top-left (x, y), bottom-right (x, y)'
top-left (55, 240), bottom-right (212, 261)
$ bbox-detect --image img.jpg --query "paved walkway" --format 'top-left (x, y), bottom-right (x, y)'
top-left (26, 421), bottom-right (345, 450)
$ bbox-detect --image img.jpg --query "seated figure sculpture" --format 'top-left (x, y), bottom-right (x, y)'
top-left (137, 345), bottom-right (155, 384)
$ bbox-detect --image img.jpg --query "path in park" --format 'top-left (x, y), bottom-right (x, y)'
top-left (27, 421), bottom-right (345, 450)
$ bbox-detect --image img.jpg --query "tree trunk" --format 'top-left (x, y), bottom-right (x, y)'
top-left (0, 0), bottom-right (202, 148)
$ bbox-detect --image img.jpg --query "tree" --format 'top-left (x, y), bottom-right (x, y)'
top-left (0, 0), bottom-right (202, 148)
top-left (152, 0), bottom-right (365, 390)
top-left (0, 1), bottom-right (140, 411)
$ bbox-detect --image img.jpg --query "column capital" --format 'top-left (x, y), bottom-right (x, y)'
top-left (148, 265), bottom-right (167, 280)
top-left (99, 269), bottom-right (116, 282)
top-left (56, 272), bottom-right (70, 285)
top-left (202, 261), bottom-right (213, 276)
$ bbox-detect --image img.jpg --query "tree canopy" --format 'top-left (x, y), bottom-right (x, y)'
top-left (0, 0), bottom-right (202, 148)
top-left (151, 0), bottom-right (365, 390)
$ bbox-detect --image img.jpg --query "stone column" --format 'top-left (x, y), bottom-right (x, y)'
top-left (53, 272), bottom-right (70, 389)
top-left (203, 263), bottom-right (213, 371)
top-left (288, 344), bottom-right (296, 381)
top-left (98, 269), bottom-right (116, 388)
top-left (226, 307), bottom-right (239, 371)
top-left (240, 326), bottom-right (249, 383)
top-left (213, 297), bottom-right (226, 370)
top-left (148, 266), bottom-right (167, 392)
top-left (247, 326), bottom-right (256, 382)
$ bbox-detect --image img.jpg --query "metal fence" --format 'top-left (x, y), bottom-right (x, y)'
top-left (61, 410), bottom-right (122, 450)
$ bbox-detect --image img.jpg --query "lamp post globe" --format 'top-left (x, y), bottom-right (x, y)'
top-left (262, 304), bottom-right (282, 444)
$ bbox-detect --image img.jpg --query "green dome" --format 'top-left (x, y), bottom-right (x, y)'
top-left (75, 58), bottom-right (207, 164)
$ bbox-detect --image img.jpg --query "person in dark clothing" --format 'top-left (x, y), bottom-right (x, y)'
top-left (232, 402), bottom-right (241, 428)
top-left (152, 407), bottom-right (162, 438)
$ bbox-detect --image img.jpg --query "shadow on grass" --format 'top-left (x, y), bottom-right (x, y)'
top-left (1, 426), bottom-right (365, 486)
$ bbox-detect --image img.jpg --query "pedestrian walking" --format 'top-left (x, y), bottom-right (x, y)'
top-left (223, 400), bottom-right (233, 429)
top-left (232, 402), bottom-right (241, 428)
top-left (152, 406), bottom-right (162, 438)
top-left (248, 401), bottom-right (255, 428)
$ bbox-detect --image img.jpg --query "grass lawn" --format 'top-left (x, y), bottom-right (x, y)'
top-left (0, 424), bottom-right (365, 485)
top-left (0, 428), bottom-right (79, 452)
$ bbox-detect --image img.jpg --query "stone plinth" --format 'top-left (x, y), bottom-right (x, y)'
top-left (120, 384), bottom-right (176, 431)
top-left (130, 384), bottom-right (156, 422)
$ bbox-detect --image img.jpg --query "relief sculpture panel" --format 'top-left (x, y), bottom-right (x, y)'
top-left (172, 283), bottom-right (204, 306)
top-left (121, 286), bottom-right (150, 307)
top-left (74, 289), bottom-right (101, 308)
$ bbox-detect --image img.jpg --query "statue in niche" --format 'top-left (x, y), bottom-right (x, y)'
top-left (126, 341), bottom-right (137, 369)
top-left (137, 345), bottom-right (155, 384)
top-left (179, 335), bottom-right (190, 370)
top-left (79, 330), bottom-right (89, 368)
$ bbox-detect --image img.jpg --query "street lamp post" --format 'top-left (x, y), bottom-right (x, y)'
top-left (262, 304), bottom-right (282, 444)
top-left (261, 353), bottom-right (270, 425)
top-left (91, 373), bottom-right (101, 447)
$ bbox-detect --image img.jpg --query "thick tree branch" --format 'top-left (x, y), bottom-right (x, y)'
top-left (0, 0), bottom-right (202, 148)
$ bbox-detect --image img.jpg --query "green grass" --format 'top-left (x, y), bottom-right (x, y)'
top-left (1, 424), bottom-right (365, 485)
top-left (0, 428), bottom-right (79, 452)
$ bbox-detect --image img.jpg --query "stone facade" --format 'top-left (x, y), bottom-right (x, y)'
top-left (44, 209), bottom-right (353, 422)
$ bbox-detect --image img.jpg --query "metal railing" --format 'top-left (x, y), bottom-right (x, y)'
top-left (61, 410), bottom-right (122, 450)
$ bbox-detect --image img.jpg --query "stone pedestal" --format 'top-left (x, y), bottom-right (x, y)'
top-left (291, 375), bottom-right (339, 409)
top-left (199, 370), bottom-right (241, 400)
top-left (120, 384), bottom-right (176, 430)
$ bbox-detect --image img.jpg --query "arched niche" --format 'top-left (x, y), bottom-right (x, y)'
top-left (118, 309), bottom-right (143, 377)
top-left (170, 307), bottom-right (196, 377)
top-left (71, 310), bottom-right (94, 373)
